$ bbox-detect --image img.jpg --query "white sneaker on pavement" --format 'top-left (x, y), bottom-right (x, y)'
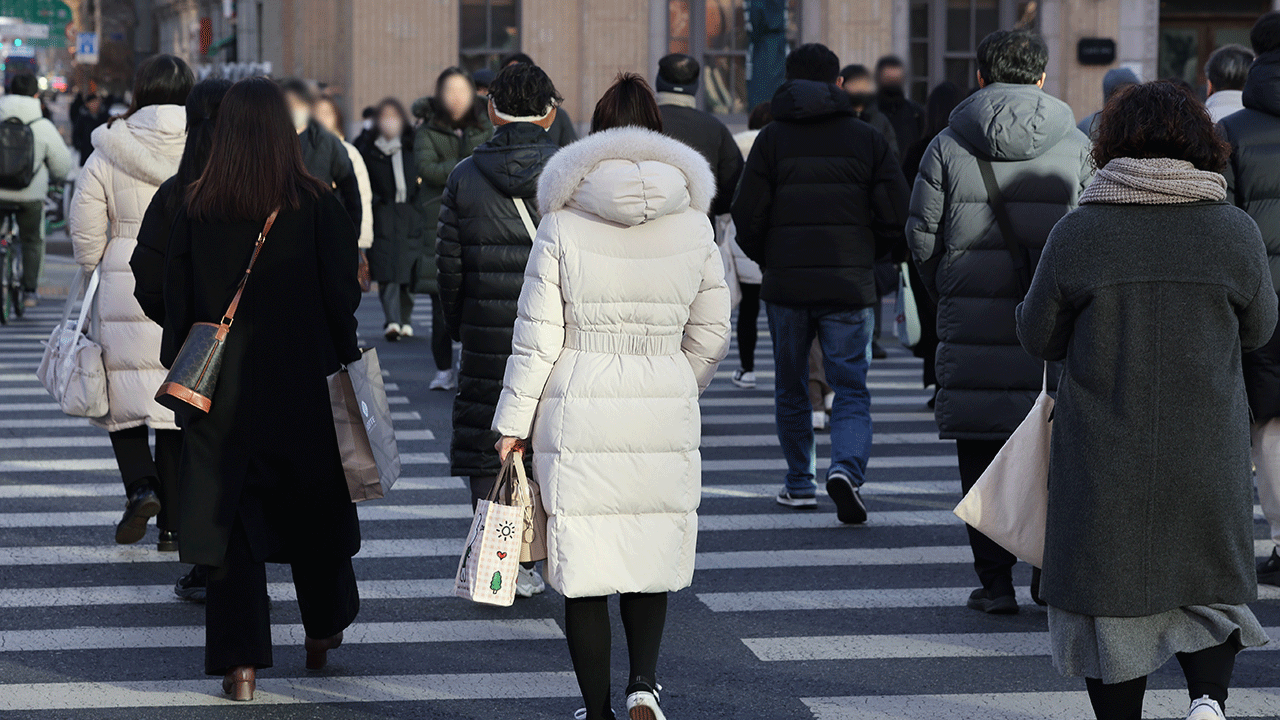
top-left (626, 686), bottom-right (665, 720)
top-left (516, 565), bottom-right (546, 597)
top-left (384, 323), bottom-right (401, 342)
top-left (428, 369), bottom-right (456, 391)
top-left (731, 369), bottom-right (756, 389)
top-left (1186, 696), bottom-right (1226, 720)
top-left (776, 490), bottom-right (817, 509)
top-left (399, 323), bottom-right (414, 338)
top-left (812, 411), bottom-right (828, 431)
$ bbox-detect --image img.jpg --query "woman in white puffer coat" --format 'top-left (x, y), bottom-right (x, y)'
top-left (70, 55), bottom-right (192, 549)
top-left (494, 74), bottom-right (730, 720)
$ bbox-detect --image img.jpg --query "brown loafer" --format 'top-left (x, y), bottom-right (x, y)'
top-left (222, 665), bottom-right (255, 701)
top-left (304, 630), bottom-right (344, 670)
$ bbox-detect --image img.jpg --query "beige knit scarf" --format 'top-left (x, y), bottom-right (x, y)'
top-left (1079, 157), bottom-right (1226, 206)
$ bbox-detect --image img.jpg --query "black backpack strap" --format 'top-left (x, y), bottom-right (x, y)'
top-left (977, 157), bottom-right (1031, 295)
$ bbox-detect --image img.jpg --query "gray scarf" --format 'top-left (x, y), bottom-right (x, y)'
top-left (374, 135), bottom-right (407, 203)
top-left (1079, 157), bottom-right (1226, 206)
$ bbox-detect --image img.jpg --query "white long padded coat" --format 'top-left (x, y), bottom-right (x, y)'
top-left (492, 126), bottom-right (731, 598)
top-left (70, 105), bottom-right (185, 432)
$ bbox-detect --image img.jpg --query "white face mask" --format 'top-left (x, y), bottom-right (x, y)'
top-left (362, 118), bottom-right (374, 131)
top-left (378, 118), bottom-right (403, 138)
top-left (291, 108), bottom-right (310, 132)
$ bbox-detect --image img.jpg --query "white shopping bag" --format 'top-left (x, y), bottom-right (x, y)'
top-left (37, 267), bottom-right (108, 418)
top-left (455, 463), bottom-right (527, 607)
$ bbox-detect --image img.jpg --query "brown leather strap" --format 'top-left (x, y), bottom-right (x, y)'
top-left (221, 209), bottom-right (280, 325)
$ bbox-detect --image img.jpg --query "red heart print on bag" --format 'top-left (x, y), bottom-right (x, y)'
top-left (496, 551), bottom-right (507, 559)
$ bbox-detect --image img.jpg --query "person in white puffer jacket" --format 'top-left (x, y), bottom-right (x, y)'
top-left (69, 55), bottom-right (192, 550)
top-left (493, 74), bottom-right (730, 720)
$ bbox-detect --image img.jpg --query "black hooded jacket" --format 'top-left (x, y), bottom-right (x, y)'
top-left (730, 80), bottom-right (910, 308)
top-left (436, 122), bottom-right (558, 477)
top-left (1222, 51), bottom-right (1280, 422)
top-left (298, 119), bottom-right (361, 232)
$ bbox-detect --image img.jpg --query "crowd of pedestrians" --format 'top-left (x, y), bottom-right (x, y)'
top-left (9, 8), bottom-right (1276, 720)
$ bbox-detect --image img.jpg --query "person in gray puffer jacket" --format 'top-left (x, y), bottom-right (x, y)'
top-left (907, 29), bottom-right (1092, 615)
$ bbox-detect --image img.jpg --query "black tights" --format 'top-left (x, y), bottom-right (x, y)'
top-left (564, 592), bottom-right (667, 720)
top-left (737, 283), bottom-right (760, 372)
top-left (1084, 637), bottom-right (1238, 720)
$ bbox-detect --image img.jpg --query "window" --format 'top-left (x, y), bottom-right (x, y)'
top-left (668, 0), bottom-right (802, 116)
top-left (459, 0), bottom-right (519, 72)
top-left (909, 0), bottom-right (1037, 104)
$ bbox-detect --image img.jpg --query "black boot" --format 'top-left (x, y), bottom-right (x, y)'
top-left (1259, 548), bottom-right (1280, 587)
top-left (1030, 567), bottom-right (1047, 606)
top-left (175, 565), bottom-right (209, 603)
top-left (115, 486), bottom-right (161, 544)
top-left (157, 530), bottom-right (179, 552)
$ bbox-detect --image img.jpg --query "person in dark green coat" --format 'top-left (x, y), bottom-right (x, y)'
top-left (410, 67), bottom-right (492, 390)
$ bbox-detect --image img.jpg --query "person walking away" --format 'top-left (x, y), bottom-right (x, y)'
top-left (874, 55), bottom-right (926, 158)
top-left (130, 77), bottom-right (234, 597)
top-left (907, 29), bottom-right (1092, 614)
top-left (1204, 45), bottom-right (1253, 123)
top-left (1018, 80), bottom-right (1276, 720)
top-left (493, 73), bottom-right (729, 720)
top-left (436, 62), bottom-right (560, 598)
top-left (901, 81), bottom-right (965, 405)
top-left (1220, 11), bottom-right (1280, 588)
top-left (500, 53), bottom-right (578, 147)
top-left (72, 94), bottom-right (107, 162)
top-left (358, 99), bottom-right (426, 342)
top-left (732, 44), bottom-right (910, 523)
top-left (280, 80), bottom-right (362, 235)
top-left (472, 68), bottom-right (496, 97)
top-left (411, 67), bottom-right (493, 390)
top-left (313, 95), bottom-right (375, 261)
top-left (69, 54), bottom-right (193, 549)
top-left (654, 53), bottom-right (744, 217)
top-left (0, 73), bottom-right (72, 307)
top-left (161, 77), bottom-right (362, 700)
top-left (724, 101), bottom-right (770, 389)
top-left (1077, 67), bottom-right (1139, 138)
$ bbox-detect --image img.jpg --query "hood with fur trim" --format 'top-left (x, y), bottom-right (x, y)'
top-left (89, 104), bottom-right (186, 186)
top-left (536, 126), bottom-right (714, 226)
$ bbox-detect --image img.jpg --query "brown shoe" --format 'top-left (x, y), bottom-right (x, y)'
top-left (222, 665), bottom-right (255, 701)
top-left (305, 631), bottom-right (344, 670)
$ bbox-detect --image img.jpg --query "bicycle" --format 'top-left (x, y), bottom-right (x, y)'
top-left (0, 206), bottom-right (26, 324)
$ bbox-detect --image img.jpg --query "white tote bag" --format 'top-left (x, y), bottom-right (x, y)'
top-left (37, 267), bottom-right (108, 418)
top-left (894, 262), bottom-right (921, 349)
top-left (954, 369), bottom-right (1051, 568)
top-left (455, 457), bottom-right (529, 607)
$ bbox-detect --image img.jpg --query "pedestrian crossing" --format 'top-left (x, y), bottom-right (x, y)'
top-left (0, 298), bottom-right (1277, 718)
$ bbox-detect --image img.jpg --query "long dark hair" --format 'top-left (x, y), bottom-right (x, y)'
top-left (591, 73), bottom-right (663, 133)
top-left (123, 54), bottom-right (194, 121)
top-left (186, 77), bottom-right (329, 222)
top-left (924, 81), bottom-right (964, 138)
top-left (175, 78), bottom-right (233, 192)
top-left (433, 67), bottom-right (484, 129)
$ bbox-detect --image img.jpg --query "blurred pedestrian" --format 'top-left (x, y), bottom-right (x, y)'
top-left (655, 53), bottom-right (743, 216)
top-left (875, 55), bottom-right (925, 157)
top-left (359, 98), bottom-right (425, 342)
top-left (907, 29), bottom-right (1092, 614)
top-left (493, 73), bottom-right (729, 720)
top-left (472, 68), bottom-right (496, 97)
top-left (352, 105), bottom-right (377, 148)
top-left (69, 54), bottom-right (193, 548)
top-left (1204, 45), bottom-right (1253, 123)
top-left (501, 53), bottom-right (578, 147)
top-left (724, 101), bottom-right (770, 390)
top-left (71, 93), bottom-right (107, 162)
top-left (411, 67), bottom-right (493, 390)
top-left (162, 77), bottom-right (362, 701)
top-left (1220, 10), bottom-right (1280, 588)
top-left (1018, 80), bottom-right (1275, 720)
top-left (732, 43), bottom-right (910, 522)
top-left (280, 80), bottom-right (362, 234)
top-left (314, 95), bottom-right (375, 256)
top-left (1077, 67), bottom-right (1140, 138)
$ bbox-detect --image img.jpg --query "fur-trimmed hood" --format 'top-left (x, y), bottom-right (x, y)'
top-left (90, 104), bottom-right (186, 186)
top-left (537, 126), bottom-right (714, 226)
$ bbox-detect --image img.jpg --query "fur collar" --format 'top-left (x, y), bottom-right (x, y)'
top-left (90, 105), bottom-right (186, 186)
top-left (537, 126), bottom-right (714, 216)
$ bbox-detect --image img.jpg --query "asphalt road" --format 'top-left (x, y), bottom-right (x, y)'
top-left (0, 262), bottom-right (1277, 719)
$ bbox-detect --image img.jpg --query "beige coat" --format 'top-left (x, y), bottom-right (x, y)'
top-left (70, 105), bottom-right (185, 432)
top-left (338, 136), bottom-right (374, 249)
top-left (492, 127), bottom-right (731, 598)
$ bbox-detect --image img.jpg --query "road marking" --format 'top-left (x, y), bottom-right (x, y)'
top-left (700, 432), bottom-right (944, 447)
top-left (802, 689), bottom-right (1280, 720)
top-left (701, 412), bottom-right (936, 425)
top-left (0, 578), bottom-right (458, 608)
top-left (703, 585), bottom-right (1280, 611)
top-left (702, 456), bottom-right (957, 471)
top-left (0, 475), bottom-right (465, 498)
top-left (0, 386), bottom-right (47, 395)
top-left (701, 480), bottom-right (957, 497)
top-left (701, 396), bottom-right (932, 408)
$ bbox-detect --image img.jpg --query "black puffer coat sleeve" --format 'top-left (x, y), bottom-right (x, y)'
top-left (712, 123), bottom-right (744, 216)
top-left (436, 168), bottom-right (464, 341)
top-left (730, 126), bottom-right (773, 267)
top-left (867, 131), bottom-right (910, 262)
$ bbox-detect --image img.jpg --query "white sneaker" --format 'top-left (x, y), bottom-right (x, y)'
top-left (731, 369), bottom-right (756, 389)
top-left (515, 565), bottom-right (546, 597)
top-left (428, 369), bottom-right (456, 391)
top-left (626, 687), bottom-right (666, 720)
top-left (384, 323), bottom-right (401, 342)
top-left (812, 410), bottom-right (828, 431)
top-left (399, 324), bottom-right (414, 338)
top-left (1187, 696), bottom-right (1225, 720)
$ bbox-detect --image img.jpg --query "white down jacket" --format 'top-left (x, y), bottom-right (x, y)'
top-left (492, 127), bottom-right (731, 598)
top-left (70, 105), bottom-right (185, 432)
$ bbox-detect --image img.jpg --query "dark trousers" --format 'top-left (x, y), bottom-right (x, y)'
top-left (204, 519), bottom-right (359, 675)
top-left (108, 426), bottom-right (182, 532)
top-left (429, 293), bottom-right (452, 371)
top-left (565, 592), bottom-right (668, 720)
top-left (378, 281), bottom-right (414, 326)
top-left (956, 438), bottom-right (1018, 596)
top-left (737, 282), bottom-right (760, 372)
top-left (10, 200), bottom-right (43, 291)
top-left (1084, 636), bottom-right (1239, 720)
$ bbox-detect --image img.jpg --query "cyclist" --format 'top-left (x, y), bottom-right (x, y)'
top-left (0, 73), bottom-right (73, 308)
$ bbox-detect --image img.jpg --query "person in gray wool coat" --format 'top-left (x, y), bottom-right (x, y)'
top-left (1017, 81), bottom-right (1276, 720)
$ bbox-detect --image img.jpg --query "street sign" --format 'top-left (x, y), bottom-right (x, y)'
top-left (75, 31), bottom-right (96, 65)
top-left (3, 22), bottom-right (49, 39)
top-left (5, 42), bottom-right (33, 58)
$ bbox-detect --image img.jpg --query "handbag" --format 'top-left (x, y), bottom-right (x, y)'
top-left (37, 266), bottom-right (108, 418)
top-left (491, 451), bottom-right (548, 563)
top-left (953, 367), bottom-right (1051, 567)
top-left (155, 210), bottom-right (278, 418)
top-left (327, 347), bottom-right (402, 501)
top-left (894, 262), bottom-right (921, 348)
top-left (455, 454), bottom-right (531, 607)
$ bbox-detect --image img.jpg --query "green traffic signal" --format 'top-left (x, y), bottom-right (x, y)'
top-left (13, 39), bottom-right (21, 47)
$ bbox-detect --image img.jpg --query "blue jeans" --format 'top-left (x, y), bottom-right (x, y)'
top-left (766, 303), bottom-right (875, 495)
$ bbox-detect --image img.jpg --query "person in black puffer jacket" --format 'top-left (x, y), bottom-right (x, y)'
top-left (1219, 11), bottom-right (1280, 586)
top-left (281, 80), bottom-right (362, 233)
top-left (655, 53), bottom-right (743, 215)
top-left (436, 64), bottom-right (559, 591)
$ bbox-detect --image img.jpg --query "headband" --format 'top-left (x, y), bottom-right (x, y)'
top-left (490, 97), bottom-right (554, 124)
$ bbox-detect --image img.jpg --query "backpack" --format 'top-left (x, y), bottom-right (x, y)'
top-left (0, 116), bottom-right (39, 190)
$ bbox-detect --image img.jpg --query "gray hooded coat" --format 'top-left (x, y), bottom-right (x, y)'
top-left (907, 83), bottom-right (1092, 440)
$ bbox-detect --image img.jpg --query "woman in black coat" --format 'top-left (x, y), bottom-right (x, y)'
top-left (160, 77), bottom-right (362, 701)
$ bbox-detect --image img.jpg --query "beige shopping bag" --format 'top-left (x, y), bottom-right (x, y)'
top-left (954, 372), bottom-right (1051, 568)
top-left (327, 348), bottom-right (401, 501)
top-left (493, 452), bottom-right (548, 563)
top-left (455, 464), bottom-right (527, 607)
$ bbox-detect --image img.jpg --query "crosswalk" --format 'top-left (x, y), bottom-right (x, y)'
top-left (0, 296), bottom-right (1277, 718)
